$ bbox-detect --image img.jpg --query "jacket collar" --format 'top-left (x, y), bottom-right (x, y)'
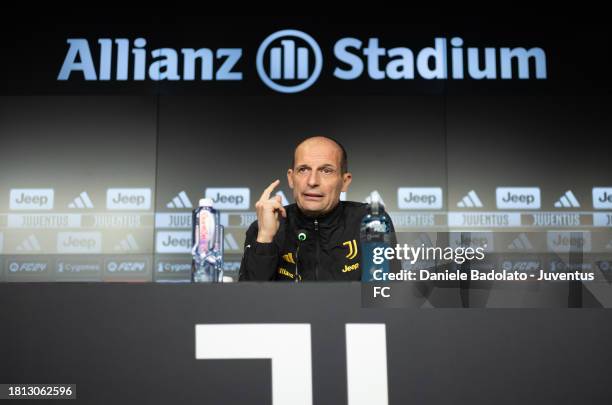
top-left (292, 201), bottom-right (344, 230)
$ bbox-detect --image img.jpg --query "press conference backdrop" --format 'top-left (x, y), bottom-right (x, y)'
top-left (0, 17), bottom-right (610, 282)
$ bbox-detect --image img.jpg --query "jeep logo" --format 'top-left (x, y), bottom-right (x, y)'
top-left (205, 188), bottom-right (250, 210)
top-left (162, 235), bottom-right (191, 248)
top-left (593, 188), bottom-right (612, 209)
top-left (57, 232), bottom-right (101, 253)
top-left (156, 231), bottom-right (192, 253)
top-left (547, 231), bottom-right (591, 253)
top-left (496, 187), bottom-right (540, 209)
top-left (450, 232), bottom-right (493, 251)
top-left (9, 189), bottom-right (54, 210)
top-left (106, 188), bottom-right (151, 210)
top-left (398, 187), bottom-right (442, 210)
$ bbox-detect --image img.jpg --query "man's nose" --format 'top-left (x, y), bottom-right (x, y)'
top-left (307, 170), bottom-right (320, 187)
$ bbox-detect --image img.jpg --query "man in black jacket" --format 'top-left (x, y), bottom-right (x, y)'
top-left (239, 136), bottom-right (396, 281)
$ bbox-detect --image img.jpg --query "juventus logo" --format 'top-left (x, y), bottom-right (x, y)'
top-left (282, 252), bottom-right (296, 264)
top-left (196, 323), bottom-right (388, 405)
top-left (343, 239), bottom-right (358, 260)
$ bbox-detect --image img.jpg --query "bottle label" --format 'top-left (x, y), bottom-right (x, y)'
top-left (198, 210), bottom-right (216, 255)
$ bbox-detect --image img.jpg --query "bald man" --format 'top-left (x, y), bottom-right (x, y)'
top-left (238, 136), bottom-right (397, 281)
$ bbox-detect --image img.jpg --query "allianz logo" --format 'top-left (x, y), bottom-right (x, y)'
top-left (58, 38), bottom-right (242, 82)
top-left (106, 188), bottom-right (151, 210)
top-left (398, 188), bottom-right (442, 210)
top-left (496, 187), bottom-right (540, 209)
top-left (57, 31), bottom-right (547, 94)
top-left (57, 232), bottom-right (102, 253)
top-left (205, 188), bottom-right (250, 210)
top-left (9, 189), bottom-right (54, 210)
top-left (593, 188), bottom-right (612, 209)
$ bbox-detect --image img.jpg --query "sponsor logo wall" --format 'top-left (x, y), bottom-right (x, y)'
top-left (0, 21), bottom-right (609, 282)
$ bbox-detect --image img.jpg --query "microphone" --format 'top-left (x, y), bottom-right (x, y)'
top-left (295, 229), bottom-right (308, 282)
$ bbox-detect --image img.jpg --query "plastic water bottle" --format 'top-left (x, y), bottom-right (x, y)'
top-left (191, 198), bottom-right (224, 282)
top-left (360, 198), bottom-right (393, 282)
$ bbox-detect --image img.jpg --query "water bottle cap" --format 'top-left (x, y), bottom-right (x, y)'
top-left (199, 198), bottom-right (213, 207)
top-left (370, 200), bottom-right (380, 215)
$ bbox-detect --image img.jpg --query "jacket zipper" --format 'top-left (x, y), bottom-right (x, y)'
top-left (314, 219), bottom-right (320, 280)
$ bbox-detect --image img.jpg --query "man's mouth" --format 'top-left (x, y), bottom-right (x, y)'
top-left (303, 192), bottom-right (324, 200)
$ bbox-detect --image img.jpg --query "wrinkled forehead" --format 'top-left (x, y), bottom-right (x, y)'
top-left (294, 139), bottom-right (342, 168)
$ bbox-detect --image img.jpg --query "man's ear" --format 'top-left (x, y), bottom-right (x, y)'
top-left (341, 172), bottom-right (352, 192)
top-left (287, 169), bottom-right (294, 189)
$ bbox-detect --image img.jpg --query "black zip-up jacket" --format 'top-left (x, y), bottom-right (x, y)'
top-left (238, 201), bottom-right (396, 281)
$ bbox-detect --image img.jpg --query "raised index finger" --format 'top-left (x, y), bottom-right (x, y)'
top-left (259, 179), bottom-right (280, 201)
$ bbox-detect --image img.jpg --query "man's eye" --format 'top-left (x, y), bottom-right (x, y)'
top-left (298, 167), bottom-right (309, 173)
top-left (321, 168), bottom-right (335, 174)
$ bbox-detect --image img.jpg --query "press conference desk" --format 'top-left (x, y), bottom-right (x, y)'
top-left (1, 283), bottom-right (611, 404)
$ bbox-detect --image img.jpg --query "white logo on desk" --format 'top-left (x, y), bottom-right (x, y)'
top-left (196, 323), bottom-right (389, 405)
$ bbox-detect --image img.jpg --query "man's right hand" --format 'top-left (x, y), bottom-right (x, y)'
top-left (255, 179), bottom-right (287, 243)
